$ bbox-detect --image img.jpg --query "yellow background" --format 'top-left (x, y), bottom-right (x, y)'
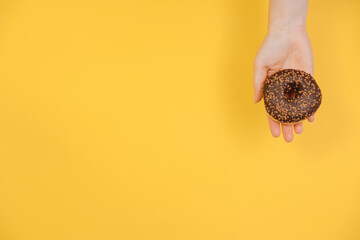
top-left (0, 0), bottom-right (360, 239)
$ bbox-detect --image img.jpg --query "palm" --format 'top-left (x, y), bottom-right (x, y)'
top-left (253, 27), bottom-right (315, 142)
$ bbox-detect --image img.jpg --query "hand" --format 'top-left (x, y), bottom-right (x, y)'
top-left (253, 26), bottom-right (315, 142)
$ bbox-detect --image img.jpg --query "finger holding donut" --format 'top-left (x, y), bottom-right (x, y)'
top-left (263, 69), bottom-right (321, 142)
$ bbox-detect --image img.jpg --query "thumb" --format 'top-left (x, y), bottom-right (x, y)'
top-left (253, 59), bottom-right (268, 103)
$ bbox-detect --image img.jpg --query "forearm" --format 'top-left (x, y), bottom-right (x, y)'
top-left (268, 0), bottom-right (309, 32)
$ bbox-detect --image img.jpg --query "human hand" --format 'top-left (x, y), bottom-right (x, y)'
top-left (253, 26), bottom-right (314, 142)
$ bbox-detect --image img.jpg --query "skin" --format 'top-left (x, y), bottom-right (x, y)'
top-left (253, 0), bottom-right (314, 142)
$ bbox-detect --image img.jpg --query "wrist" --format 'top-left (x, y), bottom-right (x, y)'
top-left (268, 19), bottom-right (307, 34)
top-left (267, 22), bottom-right (307, 37)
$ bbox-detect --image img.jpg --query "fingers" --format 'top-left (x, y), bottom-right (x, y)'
top-left (267, 119), bottom-right (314, 142)
top-left (267, 115), bottom-right (280, 138)
top-left (253, 59), bottom-right (268, 103)
top-left (294, 123), bottom-right (303, 135)
top-left (282, 124), bottom-right (294, 142)
top-left (308, 115), bottom-right (315, 123)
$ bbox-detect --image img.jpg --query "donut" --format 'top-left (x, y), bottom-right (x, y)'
top-left (262, 69), bottom-right (322, 124)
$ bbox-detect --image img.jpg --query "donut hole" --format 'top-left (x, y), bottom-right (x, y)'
top-left (284, 88), bottom-right (297, 99)
top-left (284, 83), bottom-right (303, 100)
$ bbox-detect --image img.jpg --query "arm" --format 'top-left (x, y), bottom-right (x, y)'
top-left (268, 0), bottom-right (309, 33)
top-left (253, 0), bottom-right (314, 142)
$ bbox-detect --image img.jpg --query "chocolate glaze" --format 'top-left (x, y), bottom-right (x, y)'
top-left (263, 69), bottom-right (322, 124)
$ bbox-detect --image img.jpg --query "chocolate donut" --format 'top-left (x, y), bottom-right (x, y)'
top-left (262, 69), bottom-right (322, 124)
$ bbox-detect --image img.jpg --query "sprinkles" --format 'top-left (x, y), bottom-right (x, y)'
top-left (263, 69), bottom-right (322, 124)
